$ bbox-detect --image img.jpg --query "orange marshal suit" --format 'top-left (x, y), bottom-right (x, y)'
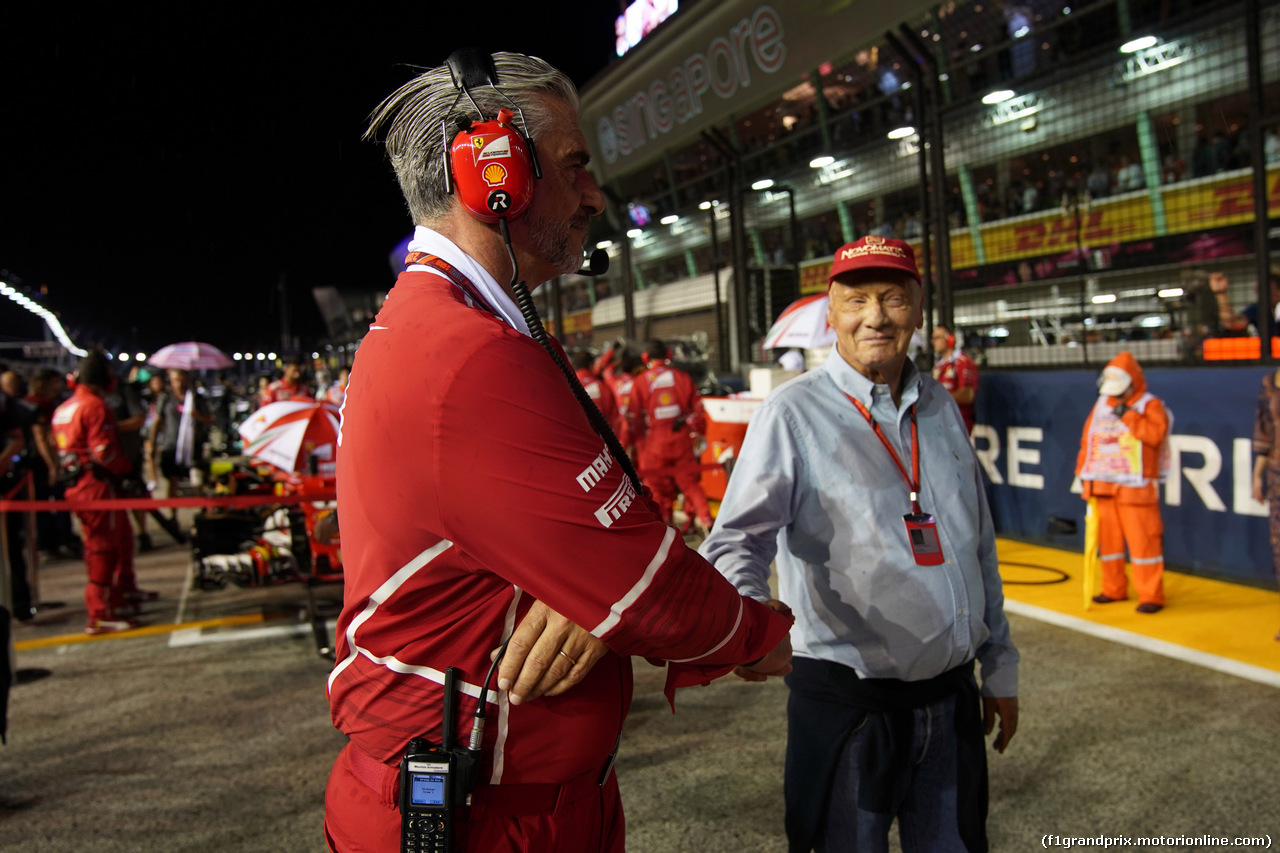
top-left (1075, 351), bottom-right (1170, 606)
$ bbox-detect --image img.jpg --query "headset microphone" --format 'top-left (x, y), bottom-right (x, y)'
top-left (577, 248), bottom-right (610, 276)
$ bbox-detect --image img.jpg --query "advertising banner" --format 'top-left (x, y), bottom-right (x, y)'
top-left (796, 165), bottom-right (1279, 294)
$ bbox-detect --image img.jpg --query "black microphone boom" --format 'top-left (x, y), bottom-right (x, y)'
top-left (577, 248), bottom-right (610, 276)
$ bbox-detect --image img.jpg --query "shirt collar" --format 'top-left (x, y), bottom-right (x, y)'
top-left (822, 346), bottom-right (921, 412)
top-left (405, 225), bottom-right (531, 336)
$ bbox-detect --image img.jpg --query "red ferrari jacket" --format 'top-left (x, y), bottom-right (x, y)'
top-left (51, 385), bottom-right (131, 501)
top-left (329, 268), bottom-right (791, 787)
top-left (629, 361), bottom-right (706, 470)
top-left (260, 379), bottom-right (310, 407)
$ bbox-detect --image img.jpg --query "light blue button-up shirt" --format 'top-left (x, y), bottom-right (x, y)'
top-left (700, 349), bottom-right (1018, 697)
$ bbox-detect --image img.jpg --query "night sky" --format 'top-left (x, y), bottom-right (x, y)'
top-left (1, 4), bottom-right (620, 356)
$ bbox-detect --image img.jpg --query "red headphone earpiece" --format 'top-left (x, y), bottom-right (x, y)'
top-left (946, 332), bottom-right (956, 349)
top-left (448, 108), bottom-right (536, 223)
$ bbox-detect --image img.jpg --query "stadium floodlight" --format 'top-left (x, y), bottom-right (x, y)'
top-left (0, 278), bottom-right (87, 357)
top-left (1120, 35), bottom-right (1158, 53)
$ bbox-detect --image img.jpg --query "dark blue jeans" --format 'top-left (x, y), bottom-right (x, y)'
top-left (819, 695), bottom-right (968, 853)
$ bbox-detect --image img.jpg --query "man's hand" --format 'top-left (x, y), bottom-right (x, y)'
top-left (496, 600), bottom-right (609, 706)
top-left (1209, 271), bottom-right (1230, 294)
top-left (733, 599), bottom-right (794, 683)
top-left (983, 695), bottom-right (1019, 753)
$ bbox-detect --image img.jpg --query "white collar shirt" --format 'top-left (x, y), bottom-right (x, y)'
top-left (405, 225), bottom-right (531, 336)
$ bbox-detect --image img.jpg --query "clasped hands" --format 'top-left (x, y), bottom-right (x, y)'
top-left (495, 597), bottom-right (794, 705)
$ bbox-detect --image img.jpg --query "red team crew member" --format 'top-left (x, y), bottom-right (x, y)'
top-left (629, 339), bottom-right (715, 534)
top-left (324, 52), bottom-right (793, 852)
top-left (931, 324), bottom-right (978, 433)
top-left (259, 355), bottom-right (310, 406)
top-left (571, 349), bottom-right (621, 438)
top-left (51, 351), bottom-right (143, 635)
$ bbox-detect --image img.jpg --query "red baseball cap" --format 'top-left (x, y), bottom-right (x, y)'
top-left (827, 236), bottom-right (921, 284)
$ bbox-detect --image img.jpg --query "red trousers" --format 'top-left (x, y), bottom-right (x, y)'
top-left (324, 743), bottom-right (625, 853)
top-left (638, 455), bottom-right (712, 528)
top-left (1095, 493), bottom-right (1165, 605)
top-left (75, 508), bottom-right (136, 622)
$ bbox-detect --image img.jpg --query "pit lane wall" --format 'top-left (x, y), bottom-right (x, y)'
top-left (975, 365), bottom-right (1275, 586)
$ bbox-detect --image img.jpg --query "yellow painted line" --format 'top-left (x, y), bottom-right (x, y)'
top-left (14, 612), bottom-right (277, 651)
top-left (997, 537), bottom-right (1280, 677)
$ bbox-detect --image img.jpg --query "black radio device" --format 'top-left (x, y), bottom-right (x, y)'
top-left (399, 667), bottom-right (482, 853)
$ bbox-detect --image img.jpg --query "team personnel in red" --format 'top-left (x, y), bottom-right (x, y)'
top-left (629, 339), bottom-right (715, 534)
top-left (51, 351), bottom-right (142, 635)
top-left (325, 52), bottom-right (793, 853)
top-left (931, 324), bottom-right (979, 433)
top-left (571, 350), bottom-right (621, 438)
top-left (259, 355), bottom-right (311, 406)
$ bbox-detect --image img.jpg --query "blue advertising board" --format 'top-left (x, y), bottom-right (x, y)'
top-left (975, 365), bottom-right (1275, 587)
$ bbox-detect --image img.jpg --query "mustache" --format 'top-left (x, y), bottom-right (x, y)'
top-left (570, 211), bottom-right (591, 231)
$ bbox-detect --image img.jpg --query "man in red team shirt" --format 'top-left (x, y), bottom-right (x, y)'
top-left (324, 51), bottom-right (793, 853)
top-left (629, 339), bottom-right (715, 535)
top-left (51, 351), bottom-right (144, 634)
top-left (931, 324), bottom-right (979, 433)
top-left (259, 355), bottom-right (310, 406)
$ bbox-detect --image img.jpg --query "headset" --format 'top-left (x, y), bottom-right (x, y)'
top-left (442, 49), bottom-right (541, 224)
top-left (441, 49), bottom-right (608, 277)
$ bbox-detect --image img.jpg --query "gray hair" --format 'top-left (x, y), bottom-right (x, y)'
top-left (365, 52), bottom-right (580, 225)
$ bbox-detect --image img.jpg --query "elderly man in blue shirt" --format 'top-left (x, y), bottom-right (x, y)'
top-left (701, 235), bottom-right (1019, 853)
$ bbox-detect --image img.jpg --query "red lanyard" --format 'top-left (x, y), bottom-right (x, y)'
top-left (404, 251), bottom-right (501, 318)
top-left (845, 394), bottom-right (922, 515)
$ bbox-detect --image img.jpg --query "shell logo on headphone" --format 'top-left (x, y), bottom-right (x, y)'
top-left (482, 163), bottom-right (508, 187)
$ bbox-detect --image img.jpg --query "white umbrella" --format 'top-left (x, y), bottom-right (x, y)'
top-left (238, 400), bottom-right (340, 474)
top-left (762, 294), bottom-right (835, 350)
